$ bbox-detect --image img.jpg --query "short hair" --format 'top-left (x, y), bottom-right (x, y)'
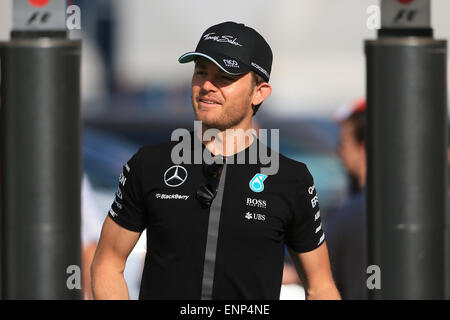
top-left (345, 111), bottom-right (366, 144)
top-left (251, 72), bottom-right (266, 116)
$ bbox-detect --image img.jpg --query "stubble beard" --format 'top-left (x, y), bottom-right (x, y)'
top-left (192, 100), bottom-right (250, 132)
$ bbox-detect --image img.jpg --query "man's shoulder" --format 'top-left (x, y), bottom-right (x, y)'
top-left (137, 131), bottom-right (193, 159)
top-left (138, 139), bottom-right (180, 156)
top-left (278, 151), bottom-right (308, 171)
top-left (262, 142), bottom-right (311, 179)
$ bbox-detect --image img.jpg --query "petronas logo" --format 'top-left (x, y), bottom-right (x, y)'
top-left (249, 174), bottom-right (268, 193)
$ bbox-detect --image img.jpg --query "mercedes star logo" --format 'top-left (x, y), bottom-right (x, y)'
top-left (164, 165), bottom-right (188, 187)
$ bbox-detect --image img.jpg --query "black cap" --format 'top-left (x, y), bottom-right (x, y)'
top-left (179, 21), bottom-right (273, 82)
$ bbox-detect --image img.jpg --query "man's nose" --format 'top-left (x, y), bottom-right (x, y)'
top-left (200, 78), bottom-right (218, 92)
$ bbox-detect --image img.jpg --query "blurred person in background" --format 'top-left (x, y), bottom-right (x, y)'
top-left (324, 99), bottom-right (367, 300)
top-left (91, 21), bottom-right (340, 300)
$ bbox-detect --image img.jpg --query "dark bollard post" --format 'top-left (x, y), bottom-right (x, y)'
top-left (1, 0), bottom-right (81, 299)
top-left (365, 0), bottom-right (447, 299)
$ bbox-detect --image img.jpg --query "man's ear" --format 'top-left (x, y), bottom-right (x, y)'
top-left (252, 83), bottom-right (272, 106)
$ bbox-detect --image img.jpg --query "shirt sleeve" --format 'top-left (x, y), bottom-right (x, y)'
top-left (108, 148), bottom-right (146, 233)
top-left (285, 165), bottom-right (325, 253)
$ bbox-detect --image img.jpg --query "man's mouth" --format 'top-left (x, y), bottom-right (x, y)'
top-left (198, 98), bottom-right (221, 108)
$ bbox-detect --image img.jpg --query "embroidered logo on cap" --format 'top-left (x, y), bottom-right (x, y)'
top-left (203, 32), bottom-right (243, 47)
top-left (223, 59), bottom-right (239, 68)
top-left (251, 62), bottom-right (270, 80)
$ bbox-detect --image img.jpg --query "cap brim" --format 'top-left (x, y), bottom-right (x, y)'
top-left (178, 51), bottom-right (250, 76)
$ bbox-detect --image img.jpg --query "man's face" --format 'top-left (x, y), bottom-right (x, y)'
top-left (338, 120), bottom-right (364, 178)
top-left (191, 58), bottom-right (255, 131)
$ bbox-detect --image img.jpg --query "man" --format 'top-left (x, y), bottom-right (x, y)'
top-left (325, 100), bottom-right (367, 299)
top-left (91, 21), bottom-right (340, 300)
top-left (336, 99), bottom-right (366, 192)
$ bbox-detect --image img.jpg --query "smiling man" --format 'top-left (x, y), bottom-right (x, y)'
top-left (191, 58), bottom-right (263, 130)
top-left (91, 21), bottom-right (340, 300)
top-left (180, 21), bottom-right (273, 157)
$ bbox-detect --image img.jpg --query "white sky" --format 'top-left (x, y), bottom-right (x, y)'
top-left (1, 0), bottom-right (449, 117)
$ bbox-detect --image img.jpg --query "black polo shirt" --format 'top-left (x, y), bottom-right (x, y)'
top-left (108, 131), bottom-right (325, 300)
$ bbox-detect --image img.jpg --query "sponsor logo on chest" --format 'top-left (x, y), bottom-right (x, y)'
top-left (164, 165), bottom-right (188, 187)
top-left (249, 174), bottom-right (268, 193)
top-left (246, 197), bottom-right (267, 209)
top-left (245, 212), bottom-right (266, 221)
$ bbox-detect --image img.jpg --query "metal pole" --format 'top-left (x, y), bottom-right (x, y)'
top-left (366, 0), bottom-right (447, 299)
top-left (1, 0), bottom-right (81, 299)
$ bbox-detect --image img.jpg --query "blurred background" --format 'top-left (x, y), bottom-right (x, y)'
top-left (1, 0), bottom-right (449, 299)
